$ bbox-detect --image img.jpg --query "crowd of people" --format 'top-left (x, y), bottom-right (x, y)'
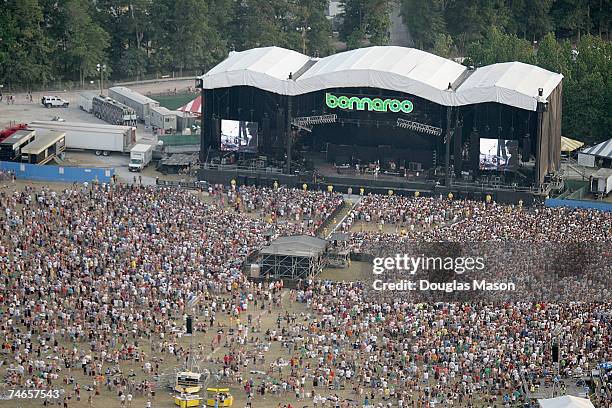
top-left (0, 182), bottom-right (610, 408)
top-left (346, 194), bottom-right (611, 243)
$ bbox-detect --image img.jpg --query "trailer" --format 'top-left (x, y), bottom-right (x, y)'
top-left (0, 123), bottom-right (28, 141)
top-left (175, 111), bottom-right (198, 132)
top-left (108, 86), bottom-right (159, 122)
top-left (20, 131), bottom-right (66, 164)
top-left (78, 92), bottom-right (97, 113)
top-left (92, 95), bottom-right (137, 126)
top-left (27, 121), bottom-right (136, 156)
top-left (0, 129), bottom-right (36, 161)
top-left (150, 106), bottom-right (177, 134)
top-left (590, 168), bottom-right (612, 196)
top-left (129, 143), bottom-right (153, 172)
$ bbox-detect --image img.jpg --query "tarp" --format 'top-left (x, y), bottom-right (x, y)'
top-left (538, 396), bottom-right (595, 408)
top-left (453, 62), bottom-right (563, 111)
top-left (581, 137), bottom-right (612, 160)
top-left (198, 46), bottom-right (563, 111)
top-left (561, 136), bottom-right (584, 152)
top-left (178, 95), bottom-right (202, 115)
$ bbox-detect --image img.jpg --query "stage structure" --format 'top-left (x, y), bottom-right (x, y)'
top-left (196, 46), bottom-right (563, 198)
top-left (259, 235), bottom-right (327, 280)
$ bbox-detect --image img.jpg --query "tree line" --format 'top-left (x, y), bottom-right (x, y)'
top-left (0, 0), bottom-right (610, 143)
top-left (394, 0), bottom-right (611, 145)
top-left (0, 0), bottom-right (334, 89)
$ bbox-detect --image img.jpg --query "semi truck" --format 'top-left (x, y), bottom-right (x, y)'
top-left (27, 121), bottom-right (136, 156)
top-left (108, 86), bottom-right (159, 122)
top-left (129, 144), bottom-right (153, 172)
top-left (92, 96), bottom-right (137, 126)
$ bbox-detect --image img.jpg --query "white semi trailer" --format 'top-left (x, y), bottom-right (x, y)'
top-left (28, 121), bottom-right (136, 156)
top-left (108, 86), bottom-right (160, 122)
top-left (78, 92), bottom-right (98, 113)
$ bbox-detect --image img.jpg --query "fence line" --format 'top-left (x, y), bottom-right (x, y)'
top-left (545, 197), bottom-right (612, 212)
top-left (1, 74), bottom-right (200, 94)
top-left (0, 161), bottom-right (114, 184)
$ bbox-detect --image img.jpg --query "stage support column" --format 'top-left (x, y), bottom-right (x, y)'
top-left (198, 83), bottom-right (207, 163)
top-left (535, 103), bottom-right (545, 188)
top-left (286, 96), bottom-right (293, 174)
top-left (444, 107), bottom-right (452, 187)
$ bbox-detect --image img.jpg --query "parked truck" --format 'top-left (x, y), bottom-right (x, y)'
top-left (108, 86), bottom-right (159, 122)
top-left (129, 144), bottom-right (153, 172)
top-left (27, 121), bottom-right (136, 156)
top-left (92, 96), bottom-right (137, 126)
top-left (41, 95), bottom-right (69, 108)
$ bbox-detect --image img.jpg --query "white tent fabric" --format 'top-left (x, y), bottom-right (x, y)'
top-left (198, 46), bottom-right (563, 111)
top-left (453, 62), bottom-right (564, 111)
top-left (293, 47), bottom-right (467, 106)
top-left (538, 395), bottom-right (595, 408)
top-left (199, 47), bottom-right (310, 96)
top-left (581, 137), bottom-right (612, 160)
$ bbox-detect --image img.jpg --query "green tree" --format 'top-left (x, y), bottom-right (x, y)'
top-left (94, 0), bottom-right (156, 77)
top-left (399, 0), bottom-right (446, 50)
top-left (566, 35), bottom-right (611, 144)
top-left (204, 0), bottom-right (234, 57)
top-left (0, 0), bottom-right (52, 88)
top-left (563, 72), bottom-right (607, 144)
top-left (536, 33), bottom-right (573, 77)
top-left (116, 47), bottom-right (149, 79)
top-left (340, 0), bottom-right (391, 49)
top-left (230, 0), bottom-right (293, 51)
top-left (507, 0), bottom-right (553, 41)
top-left (63, 0), bottom-right (110, 86)
top-left (294, 0), bottom-right (334, 56)
top-left (445, 0), bottom-right (510, 49)
top-left (432, 34), bottom-right (454, 58)
top-left (161, 0), bottom-right (218, 76)
top-left (465, 26), bottom-right (536, 67)
top-left (551, 0), bottom-right (589, 40)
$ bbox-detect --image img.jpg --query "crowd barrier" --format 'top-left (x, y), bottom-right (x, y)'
top-left (545, 197), bottom-right (612, 212)
top-left (0, 161), bottom-right (114, 183)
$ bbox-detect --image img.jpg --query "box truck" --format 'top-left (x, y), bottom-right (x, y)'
top-left (28, 121), bottom-right (136, 156)
top-left (129, 144), bottom-right (153, 172)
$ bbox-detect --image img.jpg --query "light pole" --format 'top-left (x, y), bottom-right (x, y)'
top-left (96, 64), bottom-right (107, 96)
top-left (296, 26), bottom-right (311, 54)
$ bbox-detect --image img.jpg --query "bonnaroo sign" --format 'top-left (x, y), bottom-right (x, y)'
top-left (325, 92), bottom-right (414, 114)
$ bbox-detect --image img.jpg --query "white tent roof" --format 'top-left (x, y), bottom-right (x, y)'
top-left (293, 46), bottom-right (467, 106)
top-left (200, 47), bottom-right (311, 95)
top-left (581, 137), bottom-right (612, 160)
top-left (198, 46), bottom-right (563, 111)
top-left (538, 395), bottom-right (595, 408)
top-left (454, 62), bottom-right (564, 111)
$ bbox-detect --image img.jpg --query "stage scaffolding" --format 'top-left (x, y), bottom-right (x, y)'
top-left (259, 235), bottom-right (328, 280)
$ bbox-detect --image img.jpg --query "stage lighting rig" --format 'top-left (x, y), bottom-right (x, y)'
top-left (396, 118), bottom-right (443, 136)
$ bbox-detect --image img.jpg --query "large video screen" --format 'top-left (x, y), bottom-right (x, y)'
top-left (479, 138), bottom-right (518, 171)
top-left (220, 120), bottom-right (258, 152)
